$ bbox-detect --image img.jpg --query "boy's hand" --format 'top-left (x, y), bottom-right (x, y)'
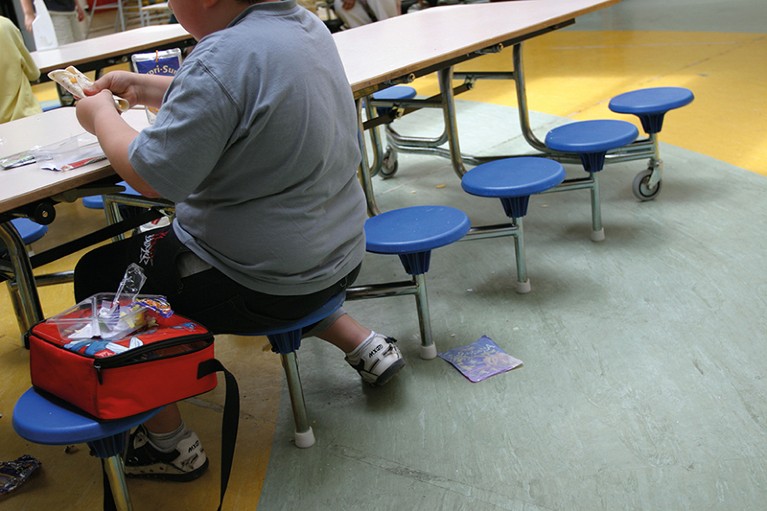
top-left (76, 90), bottom-right (121, 134)
top-left (84, 71), bottom-right (142, 106)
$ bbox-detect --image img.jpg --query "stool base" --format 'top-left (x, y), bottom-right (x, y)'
top-left (591, 227), bottom-right (605, 242)
top-left (420, 343), bottom-right (438, 360)
top-left (516, 279), bottom-right (531, 294)
top-left (294, 427), bottom-right (316, 449)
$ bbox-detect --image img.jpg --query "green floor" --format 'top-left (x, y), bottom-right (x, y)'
top-left (255, 99), bottom-right (767, 509)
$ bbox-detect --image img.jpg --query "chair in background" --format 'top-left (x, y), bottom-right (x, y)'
top-left (82, 181), bottom-right (174, 241)
top-left (138, 0), bottom-right (170, 26)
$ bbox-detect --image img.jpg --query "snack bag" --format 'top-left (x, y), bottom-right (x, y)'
top-left (47, 66), bottom-right (130, 112)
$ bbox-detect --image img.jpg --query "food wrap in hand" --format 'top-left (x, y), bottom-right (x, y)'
top-left (48, 66), bottom-right (130, 112)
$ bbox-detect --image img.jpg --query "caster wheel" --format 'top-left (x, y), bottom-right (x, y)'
top-left (632, 168), bottom-right (661, 201)
top-left (380, 147), bottom-right (399, 179)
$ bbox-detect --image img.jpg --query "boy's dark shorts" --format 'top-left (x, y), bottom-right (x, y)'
top-left (74, 226), bottom-right (360, 335)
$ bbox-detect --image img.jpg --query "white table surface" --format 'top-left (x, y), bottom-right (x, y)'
top-left (333, 0), bottom-right (619, 95)
top-left (31, 24), bottom-right (193, 76)
top-left (0, 108), bottom-right (148, 214)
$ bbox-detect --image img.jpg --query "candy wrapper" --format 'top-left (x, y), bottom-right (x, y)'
top-left (0, 455), bottom-right (42, 495)
top-left (134, 296), bottom-right (174, 318)
top-left (439, 336), bottom-right (523, 383)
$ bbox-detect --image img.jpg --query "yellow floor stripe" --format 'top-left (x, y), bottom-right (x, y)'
top-left (411, 30), bottom-right (767, 176)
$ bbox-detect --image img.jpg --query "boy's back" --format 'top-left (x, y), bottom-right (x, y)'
top-left (130, 2), bottom-right (366, 295)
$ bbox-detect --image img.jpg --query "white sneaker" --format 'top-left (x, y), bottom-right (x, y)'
top-left (345, 333), bottom-right (405, 386)
top-left (124, 425), bottom-right (209, 482)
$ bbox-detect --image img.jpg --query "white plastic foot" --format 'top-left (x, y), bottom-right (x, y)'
top-left (515, 279), bottom-right (531, 294)
top-left (420, 343), bottom-right (438, 360)
top-left (591, 228), bottom-right (605, 242)
top-left (294, 427), bottom-right (315, 449)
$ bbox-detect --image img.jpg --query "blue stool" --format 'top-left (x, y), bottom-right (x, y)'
top-left (248, 292), bottom-right (346, 448)
top-left (10, 218), bottom-right (48, 245)
top-left (370, 85), bottom-right (417, 179)
top-left (83, 181), bottom-right (173, 242)
top-left (13, 387), bottom-right (159, 511)
top-left (372, 85), bottom-right (417, 117)
top-left (609, 87), bottom-right (695, 200)
top-left (461, 157), bottom-right (565, 293)
top-left (39, 99), bottom-right (62, 111)
top-left (545, 119), bottom-right (638, 241)
top-left (347, 205), bottom-right (471, 359)
top-left (82, 180), bottom-right (141, 210)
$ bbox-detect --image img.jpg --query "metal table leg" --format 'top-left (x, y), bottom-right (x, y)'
top-left (0, 221), bottom-right (44, 334)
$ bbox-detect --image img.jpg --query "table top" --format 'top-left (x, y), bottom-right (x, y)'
top-left (6, 0), bottom-right (619, 215)
top-left (0, 108), bottom-right (147, 215)
top-left (31, 24), bottom-right (195, 77)
top-left (334, 0), bottom-right (619, 96)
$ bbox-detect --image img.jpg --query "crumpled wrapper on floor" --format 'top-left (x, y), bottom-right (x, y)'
top-left (0, 455), bottom-right (42, 495)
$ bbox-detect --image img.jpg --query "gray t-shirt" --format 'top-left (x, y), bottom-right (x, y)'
top-left (129, 1), bottom-right (366, 296)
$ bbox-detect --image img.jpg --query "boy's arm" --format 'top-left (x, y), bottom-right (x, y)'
top-left (86, 72), bottom-right (174, 110)
top-left (76, 91), bottom-right (161, 198)
top-left (137, 75), bottom-right (174, 109)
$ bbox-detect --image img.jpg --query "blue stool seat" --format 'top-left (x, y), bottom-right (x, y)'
top-left (11, 218), bottom-right (48, 245)
top-left (609, 87), bottom-right (694, 134)
top-left (372, 85), bottom-right (417, 115)
top-left (545, 120), bottom-right (639, 165)
top-left (461, 157), bottom-right (565, 293)
top-left (545, 120), bottom-right (639, 241)
top-left (245, 292), bottom-right (346, 448)
top-left (365, 205), bottom-right (470, 273)
top-left (462, 157), bottom-right (565, 217)
top-left (83, 181), bottom-right (141, 209)
top-left (608, 87), bottom-right (694, 201)
top-left (258, 292), bottom-right (346, 355)
top-left (40, 99), bottom-right (62, 112)
top-left (369, 86), bottom-right (418, 179)
top-left (13, 387), bottom-right (159, 510)
top-left (372, 85), bottom-right (417, 102)
top-left (351, 206), bottom-right (470, 359)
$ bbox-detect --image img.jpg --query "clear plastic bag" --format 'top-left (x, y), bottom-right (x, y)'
top-left (31, 133), bottom-right (105, 171)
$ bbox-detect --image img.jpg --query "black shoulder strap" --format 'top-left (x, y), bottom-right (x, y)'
top-left (198, 358), bottom-right (240, 511)
top-left (100, 357), bottom-right (239, 511)
top-left (102, 459), bottom-right (117, 511)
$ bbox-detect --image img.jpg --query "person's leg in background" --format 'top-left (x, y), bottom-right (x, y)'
top-left (366, 0), bottom-right (400, 22)
top-left (332, 0), bottom-right (374, 28)
top-left (48, 9), bottom-right (85, 105)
